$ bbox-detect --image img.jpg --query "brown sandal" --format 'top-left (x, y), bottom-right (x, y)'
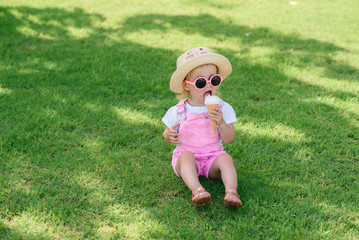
top-left (223, 190), bottom-right (242, 208)
top-left (192, 188), bottom-right (211, 206)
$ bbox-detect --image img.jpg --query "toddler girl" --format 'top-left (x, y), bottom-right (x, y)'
top-left (162, 47), bottom-right (242, 208)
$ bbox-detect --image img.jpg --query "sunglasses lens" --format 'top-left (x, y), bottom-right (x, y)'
top-left (195, 78), bottom-right (207, 89)
top-left (211, 75), bottom-right (221, 86)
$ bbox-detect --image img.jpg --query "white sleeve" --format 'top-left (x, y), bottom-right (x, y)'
top-left (221, 101), bottom-right (237, 124)
top-left (162, 106), bottom-right (180, 128)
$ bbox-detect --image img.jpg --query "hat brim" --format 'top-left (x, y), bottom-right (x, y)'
top-left (170, 53), bottom-right (232, 93)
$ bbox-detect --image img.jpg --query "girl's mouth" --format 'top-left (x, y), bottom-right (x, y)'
top-left (203, 91), bottom-right (212, 101)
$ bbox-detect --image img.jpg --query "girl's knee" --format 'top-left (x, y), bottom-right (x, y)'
top-left (178, 151), bottom-right (196, 163)
top-left (220, 154), bottom-right (234, 163)
top-left (177, 151), bottom-right (197, 170)
top-left (216, 154), bottom-right (236, 171)
top-left (180, 151), bottom-right (195, 158)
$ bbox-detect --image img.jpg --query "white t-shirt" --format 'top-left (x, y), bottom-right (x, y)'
top-left (162, 101), bottom-right (237, 128)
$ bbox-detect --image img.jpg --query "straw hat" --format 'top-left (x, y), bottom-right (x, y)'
top-left (170, 47), bottom-right (232, 93)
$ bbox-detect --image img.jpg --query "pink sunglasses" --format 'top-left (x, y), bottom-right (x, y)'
top-left (184, 74), bottom-right (223, 90)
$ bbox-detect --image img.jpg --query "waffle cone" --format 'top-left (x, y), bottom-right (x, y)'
top-left (206, 104), bottom-right (219, 133)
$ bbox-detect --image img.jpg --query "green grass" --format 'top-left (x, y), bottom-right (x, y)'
top-left (1, 0), bottom-right (359, 239)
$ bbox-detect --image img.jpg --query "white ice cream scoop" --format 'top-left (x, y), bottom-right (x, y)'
top-left (205, 95), bottom-right (221, 133)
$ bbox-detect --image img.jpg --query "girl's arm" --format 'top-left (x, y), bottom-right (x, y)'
top-left (209, 107), bottom-right (235, 144)
top-left (218, 122), bottom-right (235, 144)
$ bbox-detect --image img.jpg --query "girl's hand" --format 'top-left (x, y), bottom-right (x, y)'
top-left (209, 106), bottom-right (235, 144)
top-left (163, 123), bottom-right (180, 144)
top-left (209, 107), bottom-right (225, 126)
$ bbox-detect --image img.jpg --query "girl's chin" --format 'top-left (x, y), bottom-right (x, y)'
top-left (188, 98), bottom-right (205, 106)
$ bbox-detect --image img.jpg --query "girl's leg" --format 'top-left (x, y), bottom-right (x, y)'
top-left (208, 153), bottom-right (238, 192)
top-left (208, 153), bottom-right (242, 208)
top-left (176, 151), bottom-right (203, 192)
top-left (176, 151), bottom-right (211, 206)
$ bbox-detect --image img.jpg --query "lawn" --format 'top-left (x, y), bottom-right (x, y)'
top-left (1, 0), bottom-right (359, 239)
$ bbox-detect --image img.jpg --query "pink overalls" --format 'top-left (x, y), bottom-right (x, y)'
top-left (172, 99), bottom-right (226, 178)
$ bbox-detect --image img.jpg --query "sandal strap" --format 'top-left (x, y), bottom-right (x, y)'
top-left (225, 190), bottom-right (240, 199)
top-left (192, 188), bottom-right (207, 196)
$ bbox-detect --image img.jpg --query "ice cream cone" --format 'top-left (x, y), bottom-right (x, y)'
top-left (207, 104), bottom-right (219, 133)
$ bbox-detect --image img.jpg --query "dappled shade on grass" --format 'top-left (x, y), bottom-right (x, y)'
top-left (1, 1), bottom-right (359, 239)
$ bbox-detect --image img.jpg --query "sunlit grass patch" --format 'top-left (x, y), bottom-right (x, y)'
top-left (0, 86), bottom-right (13, 95)
top-left (114, 106), bottom-right (161, 127)
top-left (237, 121), bottom-right (306, 144)
top-left (1, 211), bottom-right (82, 239)
top-left (103, 203), bottom-right (169, 239)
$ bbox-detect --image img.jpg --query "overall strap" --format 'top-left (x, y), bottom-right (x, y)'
top-left (219, 99), bottom-right (224, 108)
top-left (176, 99), bottom-right (187, 121)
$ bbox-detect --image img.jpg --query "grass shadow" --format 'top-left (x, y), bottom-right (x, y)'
top-left (121, 13), bottom-right (358, 84)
